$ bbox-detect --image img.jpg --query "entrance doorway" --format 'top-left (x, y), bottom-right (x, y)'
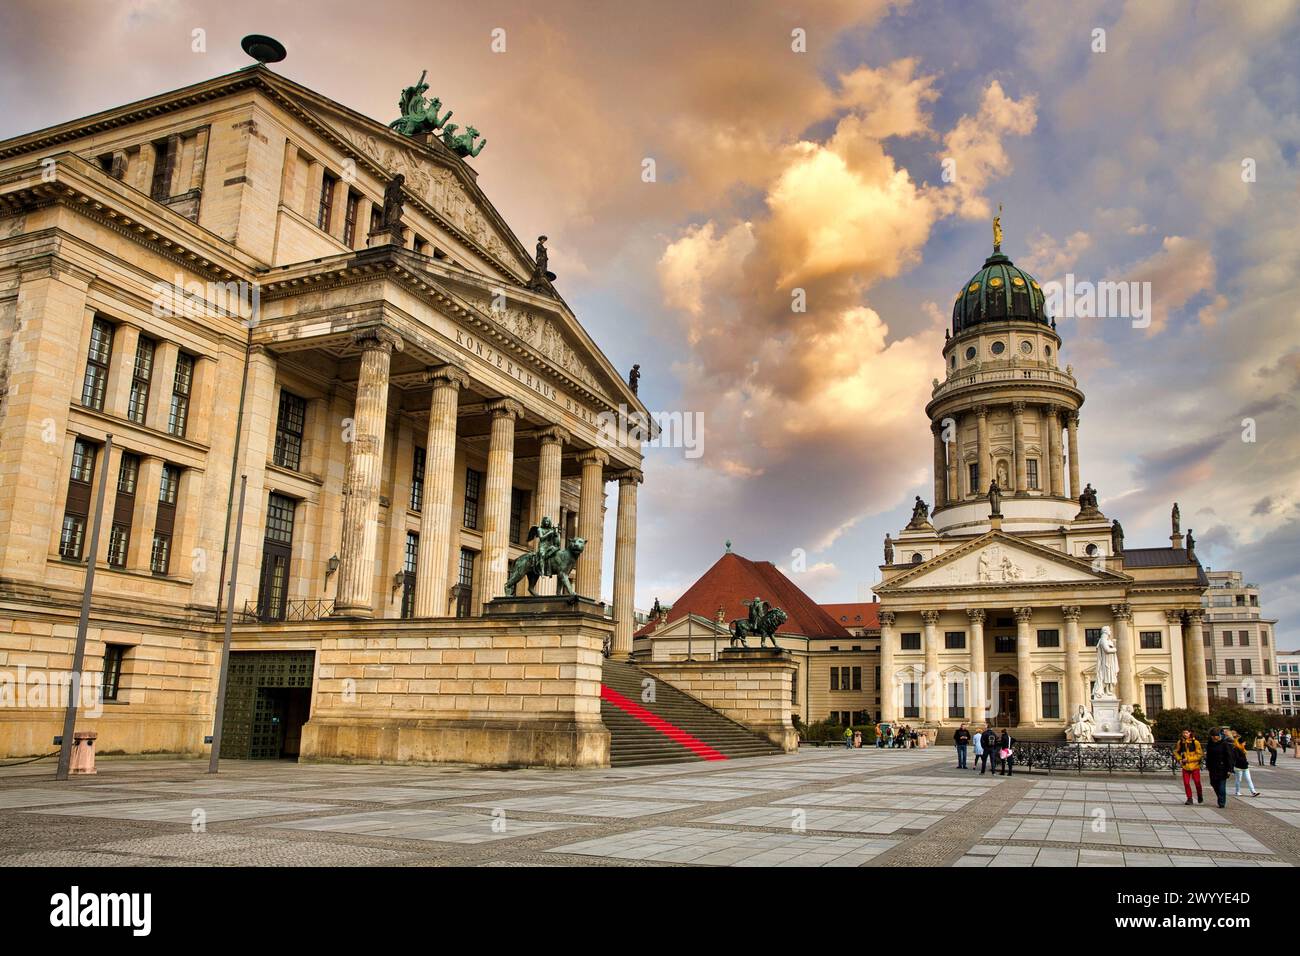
top-left (219, 650), bottom-right (314, 759)
top-left (995, 674), bottom-right (1020, 727)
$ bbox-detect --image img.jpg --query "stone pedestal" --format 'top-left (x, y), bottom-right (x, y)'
top-left (1090, 696), bottom-right (1124, 742)
top-left (643, 648), bottom-right (798, 752)
top-left (483, 594), bottom-right (607, 618)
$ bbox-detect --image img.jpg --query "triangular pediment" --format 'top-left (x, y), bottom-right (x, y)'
top-left (256, 72), bottom-right (535, 284)
top-left (883, 531), bottom-right (1129, 591)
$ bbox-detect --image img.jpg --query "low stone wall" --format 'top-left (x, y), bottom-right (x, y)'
top-left (295, 598), bottom-right (611, 767)
top-left (642, 648), bottom-right (799, 751)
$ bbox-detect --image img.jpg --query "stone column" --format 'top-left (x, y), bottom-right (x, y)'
top-left (1183, 609), bottom-right (1209, 713)
top-left (480, 397), bottom-right (523, 606)
top-left (1014, 606), bottom-right (1034, 726)
top-left (967, 608), bottom-right (986, 722)
top-left (921, 609), bottom-right (941, 723)
top-left (534, 426), bottom-right (570, 596)
top-left (134, 141), bottom-right (156, 194)
top-left (944, 425), bottom-right (958, 505)
top-left (954, 413), bottom-right (967, 497)
top-left (1063, 605), bottom-right (1082, 720)
top-left (931, 423), bottom-right (947, 507)
top-left (1111, 603), bottom-right (1136, 705)
top-left (575, 450), bottom-right (608, 600)
top-left (1067, 412), bottom-right (1081, 500)
top-left (1046, 405), bottom-right (1064, 496)
top-left (975, 405), bottom-right (990, 495)
top-left (414, 365), bottom-right (467, 616)
top-left (879, 611), bottom-right (897, 722)
top-left (611, 469), bottom-right (643, 658)
top-left (1012, 401), bottom-right (1027, 492)
top-left (127, 456), bottom-right (164, 571)
top-left (105, 324), bottom-right (140, 419)
top-left (189, 127), bottom-right (209, 191)
top-left (333, 327), bottom-right (402, 617)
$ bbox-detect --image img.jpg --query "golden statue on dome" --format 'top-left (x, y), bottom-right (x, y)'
top-left (993, 202), bottom-right (1003, 253)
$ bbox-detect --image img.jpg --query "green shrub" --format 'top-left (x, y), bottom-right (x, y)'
top-left (1152, 707), bottom-right (1217, 743)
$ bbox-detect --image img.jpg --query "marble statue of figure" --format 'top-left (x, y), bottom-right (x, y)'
top-left (996, 460), bottom-right (1009, 489)
top-left (1171, 502), bottom-right (1181, 536)
top-left (977, 551), bottom-right (992, 583)
top-left (1120, 704), bottom-right (1154, 744)
top-left (1065, 704), bottom-right (1096, 743)
top-left (1093, 626), bottom-right (1119, 699)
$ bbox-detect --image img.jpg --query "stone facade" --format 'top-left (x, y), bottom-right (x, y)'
top-left (1201, 569), bottom-right (1281, 710)
top-left (0, 67), bottom-right (645, 762)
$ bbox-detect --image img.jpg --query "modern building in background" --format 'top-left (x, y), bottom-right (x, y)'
top-left (1279, 650), bottom-right (1300, 717)
top-left (1200, 569), bottom-right (1281, 710)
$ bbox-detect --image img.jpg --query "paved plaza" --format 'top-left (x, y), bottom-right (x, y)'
top-left (2, 748), bottom-right (1300, 867)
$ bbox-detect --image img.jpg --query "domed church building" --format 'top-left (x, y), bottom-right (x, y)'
top-left (874, 223), bottom-right (1210, 733)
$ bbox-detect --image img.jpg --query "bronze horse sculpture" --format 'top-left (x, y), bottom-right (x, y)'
top-left (504, 537), bottom-right (586, 597)
top-left (730, 606), bottom-right (788, 649)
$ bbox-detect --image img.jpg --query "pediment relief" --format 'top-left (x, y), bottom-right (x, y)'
top-left (891, 535), bottom-right (1118, 590)
top-left (326, 117), bottom-right (532, 280)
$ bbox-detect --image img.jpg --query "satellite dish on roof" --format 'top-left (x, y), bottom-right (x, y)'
top-left (241, 34), bottom-right (287, 65)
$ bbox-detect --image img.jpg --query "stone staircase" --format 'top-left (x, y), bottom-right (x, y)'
top-left (600, 659), bottom-right (783, 766)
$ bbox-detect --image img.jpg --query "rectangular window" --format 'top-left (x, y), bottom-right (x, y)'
top-left (1223, 631), bottom-right (1234, 647)
top-left (1139, 630), bottom-right (1162, 650)
top-left (455, 547), bottom-right (477, 618)
top-left (948, 680), bottom-right (966, 719)
top-left (1041, 681), bottom-right (1060, 720)
top-left (1267, 688), bottom-right (1274, 705)
top-left (264, 493), bottom-right (296, 545)
top-left (127, 337), bottom-right (155, 424)
top-left (273, 390), bottom-right (307, 470)
top-left (1027, 459), bottom-right (1040, 490)
top-left (1228, 687), bottom-right (1239, 703)
top-left (257, 494), bottom-right (297, 622)
top-left (410, 446), bottom-right (426, 512)
top-left (995, 635), bottom-right (1016, 654)
top-left (150, 137), bottom-right (176, 200)
top-left (945, 631), bottom-right (966, 650)
top-left (1144, 684), bottom-right (1164, 717)
top-left (150, 532), bottom-right (171, 576)
top-left (167, 353), bottom-right (194, 437)
top-left (102, 644), bottom-right (126, 701)
top-left (1085, 627), bottom-right (1102, 647)
top-left (107, 524), bottom-right (129, 568)
top-left (967, 462), bottom-right (979, 496)
top-left (509, 489), bottom-right (529, 545)
top-left (1241, 659), bottom-right (1252, 676)
top-left (318, 171), bottom-right (337, 231)
top-left (343, 190), bottom-right (360, 246)
top-left (900, 633), bottom-right (921, 651)
top-left (1205, 658), bottom-right (1214, 676)
top-left (81, 317), bottom-right (114, 410)
top-left (463, 468), bottom-right (483, 529)
top-left (1239, 631), bottom-right (1250, 646)
top-left (1037, 629), bottom-right (1060, 648)
top-left (1264, 660), bottom-right (1272, 675)
top-left (400, 531), bottom-right (419, 619)
top-left (159, 464), bottom-right (180, 505)
top-left (1225, 659), bottom-right (1236, 676)
top-left (903, 682), bottom-right (919, 719)
top-left (117, 453), bottom-right (139, 495)
top-left (830, 668), bottom-right (840, 692)
top-left (851, 666), bottom-right (862, 691)
top-left (60, 439), bottom-right (98, 560)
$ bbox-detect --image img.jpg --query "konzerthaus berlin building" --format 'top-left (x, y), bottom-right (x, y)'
top-left (874, 234), bottom-right (1210, 733)
top-left (0, 64), bottom-right (647, 764)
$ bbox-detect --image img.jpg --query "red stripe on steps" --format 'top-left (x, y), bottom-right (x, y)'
top-left (601, 684), bottom-right (728, 761)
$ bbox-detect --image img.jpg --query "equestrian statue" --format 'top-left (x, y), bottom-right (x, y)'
top-left (729, 596), bottom-right (788, 649)
top-left (503, 515), bottom-right (585, 597)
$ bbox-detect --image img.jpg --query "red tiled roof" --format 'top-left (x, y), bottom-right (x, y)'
top-left (820, 602), bottom-right (881, 630)
top-left (635, 552), bottom-right (852, 639)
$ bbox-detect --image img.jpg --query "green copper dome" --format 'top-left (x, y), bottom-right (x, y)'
top-left (951, 251), bottom-right (1050, 334)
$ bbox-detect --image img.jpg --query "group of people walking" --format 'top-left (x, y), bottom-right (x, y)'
top-left (1172, 726), bottom-right (1297, 808)
top-left (954, 723), bottom-right (1016, 775)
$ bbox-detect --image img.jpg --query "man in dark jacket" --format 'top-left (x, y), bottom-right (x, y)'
top-left (1204, 728), bottom-right (1235, 808)
top-left (979, 727), bottom-right (998, 775)
top-left (954, 723), bottom-right (972, 769)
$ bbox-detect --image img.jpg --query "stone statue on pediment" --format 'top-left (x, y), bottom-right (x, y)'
top-left (884, 534), bottom-right (894, 565)
top-left (1111, 519), bottom-right (1124, 556)
top-left (908, 496), bottom-right (930, 528)
top-left (1171, 502), bottom-right (1181, 536)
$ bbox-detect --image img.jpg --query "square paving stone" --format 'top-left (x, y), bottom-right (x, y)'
top-left (549, 826), bottom-right (898, 867)
top-left (699, 805), bottom-right (944, 835)
top-left (458, 795), bottom-right (697, 819)
top-left (28, 797), bottom-right (341, 824)
top-left (0, 788), bottom-right (135, 810)
top-left (264, 808), bottom-right (586, 844)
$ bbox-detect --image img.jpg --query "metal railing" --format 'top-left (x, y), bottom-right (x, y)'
top-left (239, 599), bottom-right (334, 624)
top-left (1010, 739), bottom-right (1178, 774)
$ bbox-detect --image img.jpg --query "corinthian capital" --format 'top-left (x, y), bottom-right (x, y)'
top-left (1061, 605), bottom-right (1082, 621)
top-left (1110, 603), bottom-right (1133, 622)
top-left (879, 611), bottom-right (896, 627)
top-left (921, 610), bottom-right (942, 625)
top-left (966, 608), bottom-right (986, 624)
top-left (1013, 606), bottom-right (1034, 623)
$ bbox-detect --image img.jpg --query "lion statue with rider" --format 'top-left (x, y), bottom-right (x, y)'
top-left (730, 596), bottom-right (788, 648)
